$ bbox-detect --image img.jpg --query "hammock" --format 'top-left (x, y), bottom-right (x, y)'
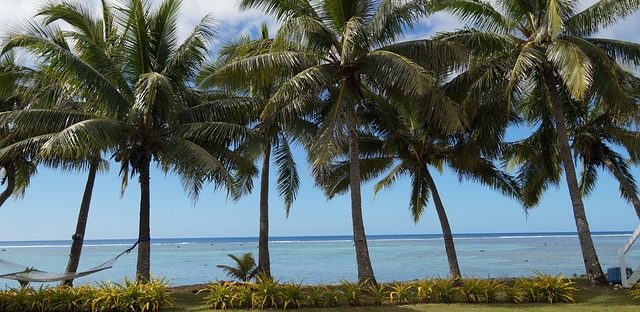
top-left (0, 240), bottom-right (142, 284)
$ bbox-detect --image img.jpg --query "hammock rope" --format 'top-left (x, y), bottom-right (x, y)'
top-left (0, 239), bottom-right (145, 283)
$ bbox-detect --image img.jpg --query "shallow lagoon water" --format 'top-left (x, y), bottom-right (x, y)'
top-left (1, 232), bottom-right (639, 288)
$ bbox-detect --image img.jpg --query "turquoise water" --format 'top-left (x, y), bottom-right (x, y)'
top-left (1, 232), bottom-right (639, 288)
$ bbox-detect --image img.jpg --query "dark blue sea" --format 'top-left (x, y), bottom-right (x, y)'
top-left (1, 232), bottom-right (638, 288)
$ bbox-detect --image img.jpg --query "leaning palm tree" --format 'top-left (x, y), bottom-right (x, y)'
top-left (431, 0), bottom-right (640, 285)
top-left (229, 0), bottom-right (461, 284)
top-left (1, 0), bottom-right (249, 282)
top-left (199, 24), bottom-right (304, 278)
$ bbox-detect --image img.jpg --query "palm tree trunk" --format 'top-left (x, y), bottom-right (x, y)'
top-left (136, 156), bottom-right (151, 282)
top-left (258, 144), bottom-right (271, 277)
top-left (0, 163), bottom-right (16, 208)
top-left (347, 110), bottom-right (377, 285)
top-left (544, 68), bottom-right (608, 286)
top-left (63, 158), bottom-right (99, 286)
top-left (601, 155), bottom-right (640, 220)
top-left (424, 169), bottom-right (461, 279)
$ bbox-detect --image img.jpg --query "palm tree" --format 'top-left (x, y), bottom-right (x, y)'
top-left (318, 91), bottom-right (518, 279)
top-left (570, 105), bottom-right (640, 219)
top-left (199, 24), bottom-right (304, 278)
top-left (229, 0), bottom-right (460, 284)
top-left (431, 0), bottom-right (640, 285)
top-left (0, 53), bottom-right (38, 208)
top-left (216, 253), bottom-right (259, 282)
top-left (1, 0), bottom-right (248, 282)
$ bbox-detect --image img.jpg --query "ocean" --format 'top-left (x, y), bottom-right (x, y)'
top-left (1, 232), bottom-right (638, 288)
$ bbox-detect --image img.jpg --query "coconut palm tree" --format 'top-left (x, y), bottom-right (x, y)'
top-left (229, 0), bottom-right (463, 284)
top-left (318, 89), bottom-right (519, 279)
top-left (430, 0), bottom-right (640, 285)
top-left (199, 24), bottom-right (306, 278)
top-left (1, 0), bottom-right (249, 282)
top-left (0, 53), bottom-right (37, 208)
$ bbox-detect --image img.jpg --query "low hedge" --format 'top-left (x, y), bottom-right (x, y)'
top-left (198, 273), bottom-right (578, 310)
top-left (0, 277), bottom-right (172, 312)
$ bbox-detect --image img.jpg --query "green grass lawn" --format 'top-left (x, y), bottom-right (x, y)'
top-left (167, 284), bottom-right (638, 312)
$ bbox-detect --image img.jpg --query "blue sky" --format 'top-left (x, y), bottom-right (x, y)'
top-left (0, 0), bottom-right (639, 241)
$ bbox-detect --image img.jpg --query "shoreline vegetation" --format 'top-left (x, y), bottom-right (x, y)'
top-left (2, 276), bottom-right (640, 312)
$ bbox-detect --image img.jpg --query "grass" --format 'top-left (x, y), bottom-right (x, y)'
top-left (167, 281), bottom-right (638, 312)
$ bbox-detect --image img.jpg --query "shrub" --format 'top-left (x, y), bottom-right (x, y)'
top-left (533, 274), bottom-right (576, 304)
top-left (482, 279), bottom-right (506, 303)
top-left (513, 278), bottom-right (539, 303)
top-left (339, 280), bottom-right (365, 306)
top-left (49, 285), bottom-right (96, 312)
top-left (252, 275), bottom-right (281, 309)
top-left (389, 282), bottom-right (414, 304)
top-left (630, 284), bottom-right (640, 302)
top-left (432, 279), bottom-right (458, 303)
top-left (305, 286), bottom-right (322, 308)
top-left (367, 283), bottom-right (388, 306)
top-left (92, 277), bottom-right (172, 312)
top-left (459, 278), bottom-right (485, 303)
top-left (415, 279), bottom-right (435, 303)
top-left (199, 282), bottom-right (236, 310)
top-left (281, 282), bottom-right (304, 310)
top-left (320, 287), bottom-right (341, 307)
top-left (231, 283), bottom-right (254, 309)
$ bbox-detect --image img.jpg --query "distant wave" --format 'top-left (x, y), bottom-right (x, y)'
top-left (0, 232), bottom-right (631, 248)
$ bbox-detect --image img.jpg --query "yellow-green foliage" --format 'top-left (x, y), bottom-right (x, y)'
top-left (0, 277), bottom-right (170, 312)
top-left (196, 275), bottom-right (578, 310)
top-left (389, 282), bottom-right (414, 304)
top-left (512, 274), bottom-right (576, 304)
top-left (630, 284), bottom-right (640, 302)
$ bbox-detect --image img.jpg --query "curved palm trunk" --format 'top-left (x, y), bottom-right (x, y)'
top-left (136, 157), bottom-right (151, 282)
top-left (424, 170), bottom-right (461, 279)
top-left (63, 158), bottom-right (99, 286)
top-left (258, 144), bottom-right (271, 277)
top-left (601, 155), bottom-right (640, 220)
top-left (0, 163), bottom-right (16, 208)
top-left (544, 68), bottom-right (607, 286)
top-left (347, 111), bottom-right (377, 285)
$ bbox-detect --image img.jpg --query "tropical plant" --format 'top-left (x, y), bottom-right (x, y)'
top-left (320, 287), bottom-right (341, 307)
top-left (366, 283), bottom-right (388, 306)
top-left (339, 279), bottom-right (366, 306)
top-left (199, 282), bottom-right (236, 310)
top-left (252, 275), bottom-right (281, 309)
top-left (430, 0), bottom-right (640, 286)
top-left (199, 24), bottom-right (304, 278)
top-left (232, 0), bottom-right (462, 284)
top-left (389, 282), bottom-right (414, 305)
top-left (216, 253), bottom-right (259, 282)
top-left (432, 278), bottom-right (458, 303)
top-left (458, 277), bottom-right (485, 303)
top-left (280, 282), bottom-right (304, 310)
top-left (415, 279), bottom-right (435, 303)
top-left (1, 0), bottom-right (248, 282)
top-left (570, 106), bottom-right (640, 220)
top-left (630, 283), bottom-right (640, 302)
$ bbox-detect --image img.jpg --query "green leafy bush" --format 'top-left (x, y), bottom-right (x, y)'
top-left (281, 282), bottom-right (304, 310)
top-left (231, 283), bottom-right (254, 309)
top-left (320, 287), bottom-right (341, 307)
top-left (459, 278), bottom-right (485, 303)
top-left (432, 279), bottom-right (458, 303)
top-left (305, 286), bottom-right (322, 308)
top-left (389, 282), bottom-right (414, 304)
top-left (199, 282), bottom-right (236, 310)
top-left (252, 275), bottom-right (281, 309)
top-left (0, 278), bottom-right (170, 312)
top-left (533, 274), bottom-right (576, 303)
top-left (482, 279), bottom-right (506, 303)
top-left (415, 279), bottom-right (435, 303)
top-left (339, 280), bottom-right (365, 306)
top-left (367, 283), bottom-right (388, 306)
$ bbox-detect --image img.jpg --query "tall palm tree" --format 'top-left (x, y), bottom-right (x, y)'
top-left (431, 0), bottom-right (640, 285)
top-left (318, 90), bottom-right (518, 279)
top-left (228, 0), bottom-right (460, 284)
top-left (1, 0), bottom-right (248, 282)
top-left (199, 24), bottom-right (305, 277)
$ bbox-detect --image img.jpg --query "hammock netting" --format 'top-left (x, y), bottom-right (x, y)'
top-left (0, 240), bottom-right (140, 283)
